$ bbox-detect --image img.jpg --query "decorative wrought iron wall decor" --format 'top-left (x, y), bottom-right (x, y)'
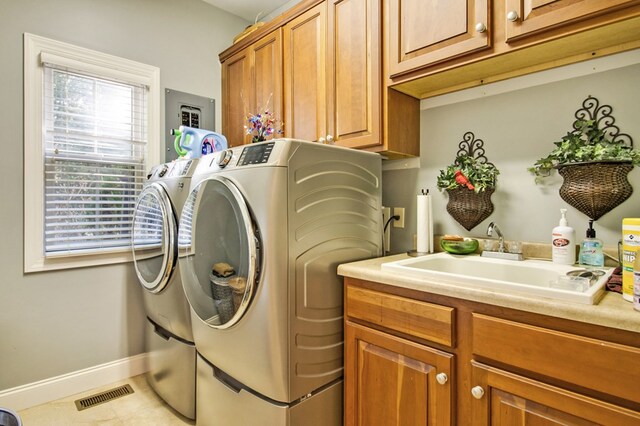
top-left (574, 95), bottom-right (633, 148)
top-left (455, 131), bottom-right (496, 168)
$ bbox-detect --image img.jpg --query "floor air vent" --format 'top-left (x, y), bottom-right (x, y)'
top-left (74, 384), bottom-right (134, 411)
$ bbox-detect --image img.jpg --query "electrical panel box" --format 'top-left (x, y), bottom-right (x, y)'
top-left (165, 89), bottom-right (215, 162)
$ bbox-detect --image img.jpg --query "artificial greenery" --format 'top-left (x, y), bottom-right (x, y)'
top-left (529, 119), bottom-right (640, 179)
top-left (437, 154), bottom-right (499, 193)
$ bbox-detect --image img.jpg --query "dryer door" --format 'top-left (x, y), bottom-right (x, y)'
top-left (179, 176), bottom-right (260, 329)
top-left (132, 183), bottom-right (177, 293)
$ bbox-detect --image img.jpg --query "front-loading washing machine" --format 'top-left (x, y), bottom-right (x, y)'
top-left (177, 140), bottom-right (382, 425)
top-left (132, 158), bottom-right (197, 419)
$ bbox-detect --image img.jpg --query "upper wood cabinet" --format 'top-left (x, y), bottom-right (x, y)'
top-left (284, 0), bottom-right (383, 149)
top-left (504, 0), bottom-right (640, 42)
top-left (221, 0), bottom-right (419, 157)
top-left (388, 0), bottom-right (640, 98)
top-left (327, 0), bottom-right (382, 149)
top-left (221, 47), bottom-right (250, 147)
top-left (222, 29), bottom-right (283, 147)
top-left (283, 3), bottom-right (328, 143)
top-left (387, 0), bottom-right (491, 77)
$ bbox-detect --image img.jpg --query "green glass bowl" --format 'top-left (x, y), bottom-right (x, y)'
top-left (440, 238), bottom-right (479, 255)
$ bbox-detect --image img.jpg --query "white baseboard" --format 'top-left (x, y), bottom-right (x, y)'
top-left (0, 353), bottom-right (149, 411)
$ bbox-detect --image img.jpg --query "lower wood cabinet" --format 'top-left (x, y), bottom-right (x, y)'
top-left (470, 361), bottom-right (640, 425)
top-left (344, 321), bottom-right (453, 425)
top-left (344, 278), bottom-right (640, 425)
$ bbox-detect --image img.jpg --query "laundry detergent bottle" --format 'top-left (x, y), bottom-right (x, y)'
top-left (171, 126), bottom-right (227, 159)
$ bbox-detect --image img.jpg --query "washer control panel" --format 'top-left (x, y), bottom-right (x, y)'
top-left (170, 159), bottom-right (194, 177)
top-left (237, 142), bottom-right (275, 166)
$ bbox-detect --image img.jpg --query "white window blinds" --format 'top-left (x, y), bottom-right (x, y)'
top-left (42, 64), bottom-right (148, 256)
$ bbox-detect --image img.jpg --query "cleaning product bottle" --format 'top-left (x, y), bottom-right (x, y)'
top-left (578, 220), bottom-right (604, 267)
top-left (552, 209), bottom-right (576, 265)
top-left (171, 126), bottom-right (227, 159)
top-left (622, 218), bottom-right (640, 302)
top-left (634, 249), bottom-right (640, 311)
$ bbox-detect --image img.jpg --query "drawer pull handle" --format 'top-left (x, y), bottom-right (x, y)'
top-left (471, 386), bottom-right (485, 399)
top-left (507, 10), bottom-right (519, 22)
top-left (436, 373), bottom-right (448, 385)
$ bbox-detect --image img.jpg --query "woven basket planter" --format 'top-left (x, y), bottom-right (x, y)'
top-left (446, 187), bottom-right (494, 231)
top-left (557, 161), bottom-right (633, 220)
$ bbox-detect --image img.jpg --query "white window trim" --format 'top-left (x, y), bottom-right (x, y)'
top-left (24, 33), bottom-right (161, 273)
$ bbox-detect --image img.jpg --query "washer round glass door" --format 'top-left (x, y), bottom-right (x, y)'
top-left (132, 183), bottom-right (177, 293)
top-left (178, 176), bottom-right (260, 329)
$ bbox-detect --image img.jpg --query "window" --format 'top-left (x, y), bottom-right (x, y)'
top-left (24, 34), bottom-right (160, 272)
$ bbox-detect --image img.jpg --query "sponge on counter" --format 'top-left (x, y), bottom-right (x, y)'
top-left (211, 262), bottom-right (235, 278)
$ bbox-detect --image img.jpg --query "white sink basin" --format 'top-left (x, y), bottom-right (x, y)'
top-left (381, 252), bottom-right (612, 305)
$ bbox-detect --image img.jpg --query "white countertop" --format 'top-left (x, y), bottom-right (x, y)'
top-left (338, 253), bottom-right (640, 334)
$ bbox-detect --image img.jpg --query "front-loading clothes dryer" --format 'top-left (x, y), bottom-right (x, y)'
top-left (132, 158), bottom-right (198, 419)
top-left (178, 140), bottom-right (382, 425)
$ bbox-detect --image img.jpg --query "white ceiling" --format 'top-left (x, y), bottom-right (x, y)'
top-left (202, 0), bottom-right (294, 22)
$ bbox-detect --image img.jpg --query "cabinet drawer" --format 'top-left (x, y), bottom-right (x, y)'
top-left (346, 285), bottom-right (454, 347)
top-left (472, 313), bottom-right (640, 404)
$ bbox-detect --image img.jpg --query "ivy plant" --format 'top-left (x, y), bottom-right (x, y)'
top-left (437, 154), bottom-right (499, 193)
top-left (529, 119), bottom-right (640, 180)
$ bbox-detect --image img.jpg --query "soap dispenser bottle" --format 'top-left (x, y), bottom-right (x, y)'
top-left (552, 209), bottom-right (575, 265)
top-left (578, 220), bottom-right (604, 267)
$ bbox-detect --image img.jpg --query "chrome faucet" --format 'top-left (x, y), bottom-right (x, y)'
top-left (483, 222), bottom-right (523, 261)
top-left (486, 222), bottom-right (505, 252)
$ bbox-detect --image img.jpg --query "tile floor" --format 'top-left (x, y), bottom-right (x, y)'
top-left (18, 374), bottom-right (193, 425)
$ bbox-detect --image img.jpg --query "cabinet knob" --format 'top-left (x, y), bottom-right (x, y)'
top-left (318, 137), bottom-right (326, 144)
top-left (471, 386), bottom-right (485, 399)
top-left (326, 134), bottom-right (334, 144)
top-left (475, 22), bottom-right (487, 33)
top-left (507, 10), bottom-right (519, 22)
top-left (436, 373), bottom-right (448, 385)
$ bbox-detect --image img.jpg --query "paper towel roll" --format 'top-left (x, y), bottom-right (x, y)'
top-left (427, 193), bottom-right (434, 253)
top-left (417, 193), bottom-right (430, 253)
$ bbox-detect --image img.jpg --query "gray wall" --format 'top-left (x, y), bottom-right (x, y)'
top-left (385, 60), bottom-right (640, 254)
top-left (0, 0), bottom-right (247, 390)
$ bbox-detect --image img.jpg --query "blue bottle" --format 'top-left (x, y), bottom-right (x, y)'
top-left (578, 220), bottom-right (604, 267)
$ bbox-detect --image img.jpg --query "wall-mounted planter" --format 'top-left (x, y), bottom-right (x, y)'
top-left (446, 187), bottom-right (495, 231)
top-left (530, 96), bottom-right (637, 220)
top-left (557, 161), bottom-right (633, 220)
top-left (437, 131), bottom-right (499, 231)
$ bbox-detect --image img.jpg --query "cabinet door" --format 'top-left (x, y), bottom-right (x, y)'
top-left (222, 30), bottom-right (283, 147)
top-left (327, 0), bottom-right (381, 149)
top-left (222, 48), bottom-right (251, 147)
top-left (388, 0), bottom-right (490, 77)
top-left (470, 361), bottom-right (640, 425)
top-left (250, 29), bottom-right (283, 142)
top-left (504, 0), bottom-right (640, 42)
top-left (283, 3), bottom-right (328, 142)
top-left (345, 321), bottom-right (453, 426)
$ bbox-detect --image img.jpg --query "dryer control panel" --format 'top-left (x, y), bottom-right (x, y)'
top-left (237, 142), bottom-right (275, 166)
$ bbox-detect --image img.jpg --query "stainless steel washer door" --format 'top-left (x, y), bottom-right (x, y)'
top-left (132, 183), bottom-right (177, 293)
top-left (178, 176), bottom-right (260, 329)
